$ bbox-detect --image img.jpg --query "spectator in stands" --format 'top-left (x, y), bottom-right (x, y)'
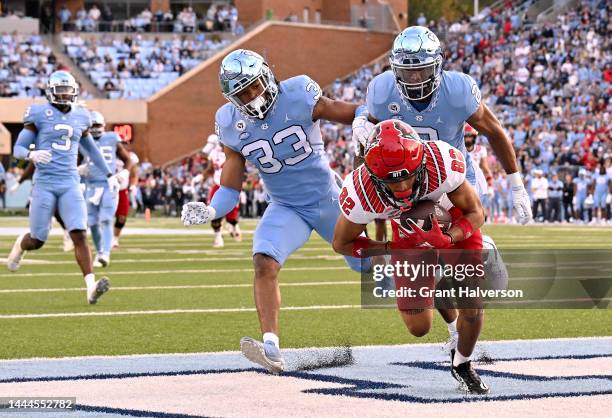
top-left (59, 4), bottom-right (71, 31)
top-left (74, 6), bottom-right (87, 31)
top-left (101, 5), bottom-right (113, 31)
top-left (548, 172), bottom-right (563, 222)
top-left (562, 173), bottom-right (575, 222)
top-left (254, 185), bottom-right (267, 217)
top-left (533, 170), bottom-right (548, 222)
top-left (417, 13), bottom-right (427, 27)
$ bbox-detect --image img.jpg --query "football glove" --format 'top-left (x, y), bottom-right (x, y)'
top-left (509, 173), bottom-right (532, 224)
top-left (107, 175), bottom-right (120, 194)
top-left (408, 216), bottom-right (452, 249)
top-left (77, 163), bottom-right (89, 177)
top-left (352, 116), bottom-right (374, 150)
top-left (116, 169), bottom-right (130, 189)
top-left (181, 202), bottom-right (217, 226)
top-left (8, 182), bottom-right (19, 193)
top-left (28, 150), bottom-right (52, 165)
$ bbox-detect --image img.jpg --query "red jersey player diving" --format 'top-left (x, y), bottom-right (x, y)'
top-left (332, 120), bottom-right (490, 394)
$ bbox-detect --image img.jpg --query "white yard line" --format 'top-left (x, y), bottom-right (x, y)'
top-left (0, 304), bottom-right (362, 319)
top-left (0, 266), bottom-right (348, 278)
top-left (0, 280), bottom-right (359, 294)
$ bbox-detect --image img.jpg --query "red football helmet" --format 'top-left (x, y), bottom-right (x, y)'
top-left (363, 120), bottom-right (426, 211)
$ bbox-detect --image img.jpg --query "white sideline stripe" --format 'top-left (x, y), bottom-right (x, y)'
top-left (2, 336), bottom-right (611, 362)
top-left (0, 280), bottom-right (360, 294)
top-left (0, 304), bottom-right (362, 319)
top-left (0, 266), bottom-right (348, 278)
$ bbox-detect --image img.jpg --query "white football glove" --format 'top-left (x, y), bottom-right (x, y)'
top-left (107, 175), bottom-right (120, 194)
top-left (116, 169), bottom-right (130, 189)
top-left (8, 182), bottom-right (19, 193)
top-left (28, 150), bottom-right (52, 165)
top-left (509, 173), bottom-right (533, 224)
top-left (351, 116), bottom-right (374, 150)
top-left (181, 202), bottom-right (217, 226)
top-left (77, 163), bottom-right (89, 177)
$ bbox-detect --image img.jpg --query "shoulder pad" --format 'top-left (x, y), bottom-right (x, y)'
top-left (369, 71), bottom-right (396, 106)
top-left (215, 103), bottom-right (236, 129)
top-left (442, 71), bottom-right (481, 110)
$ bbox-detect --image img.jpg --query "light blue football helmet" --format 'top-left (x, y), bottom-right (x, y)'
top-left (90, 110), bottom-right (105, 138)
top-left (46, 70), bottom-right (79, 106)
top-left (389, 26), bottom-right (443, 101)
top-left (219, 49), bottom-right (278, 119)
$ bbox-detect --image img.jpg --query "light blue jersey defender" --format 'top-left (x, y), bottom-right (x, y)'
top-left (367, 70), bottom-right (481, 189)
top-left (81, 131), bottom-right (121, 225)
top-left (23, 103), bottom-right (95, 241)
top-left (216, 75), bottom-right (362, 270)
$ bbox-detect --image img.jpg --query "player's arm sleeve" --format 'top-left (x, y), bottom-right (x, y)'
top-left (365, 77), bottom-right (384, 123)
top-left (340, 174), bottom-right (378, 224)
top-left (13, 128), bottom-right (37, 160)
top-left (462, 74), bottom-right (481, 120)
top-left (80, 134), bottom-right (112, 176)
top-left (209, 146), bottom-right (243, 220)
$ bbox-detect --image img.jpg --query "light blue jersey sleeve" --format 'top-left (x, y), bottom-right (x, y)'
top-left (282, 74), bottom-right (322, 121)
top-left (215, 104), bottom-right (240, 153)
top-left (366, 71), bottom-right (396, 122)
top-left (444, 72), bottom-right (481, 121)
top-left (23, 104), bottom-right (44, 129)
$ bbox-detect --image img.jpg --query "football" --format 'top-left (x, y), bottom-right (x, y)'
top-left (399, 200), bottom-right (452, 232)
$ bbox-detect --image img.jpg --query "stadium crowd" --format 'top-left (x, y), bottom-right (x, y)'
top-left (57, 3), bottom-right (241, 34)
top-left (0, 34), bottom-right (92, 99)
top-left (62, 33), bottom-right (231, 99)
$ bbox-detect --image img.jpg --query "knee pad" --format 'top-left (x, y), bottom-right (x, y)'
top-left (211, 219), bottom-right (222, 230)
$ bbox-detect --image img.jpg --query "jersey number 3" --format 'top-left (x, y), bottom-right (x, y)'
top-left (241, 126), bottom-right (312, 174)
top-left (52, 124), bottom-right (73, 151)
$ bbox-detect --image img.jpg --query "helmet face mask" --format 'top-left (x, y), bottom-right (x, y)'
top-left (46, 71), bottom-right (79, 106)
top-left (390, 26), bottom-right (443, 101)
top-left (364, 120), bottom-right (426, 212)
top-left (90, 111), bottom-right (105, 138)
top-left (219, 50), bottom-right (279, 119)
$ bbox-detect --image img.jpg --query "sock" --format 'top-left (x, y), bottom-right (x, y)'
top-left (84, 273), bottom-right (96, 292)
top-left (263, 332), bottom-right (279, 348)
top-left (100, 220), bottom-right (113, 256)
top-left (453, 349), bottom-right (471, 367)
top-left (214, 231), bottom-right (222, 239)
top-left (90, 224), bottom-right (101, 253)
top-left (447, 319), bottom-right (458, 335)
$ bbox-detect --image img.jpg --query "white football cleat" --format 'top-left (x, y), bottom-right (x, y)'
top-left (93, 255), bottom-right (110, 268)
top-left (63, 230), bottom-right (74, 252)
top-left (213, 233), bottom-right (224, 248)
top-left (87, 277), bottom-right (111, 304)
top-left (7, 233), bottom-right (27, 272)
top-left (240, 337), bottom-right (285, 374)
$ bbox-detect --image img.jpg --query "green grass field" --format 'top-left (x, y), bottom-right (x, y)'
top-left (0, 219), bottom-right (610, 359)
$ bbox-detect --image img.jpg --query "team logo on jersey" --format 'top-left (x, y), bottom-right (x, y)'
top-left (471, 84), bottom-right (481, 104)
top-left (235, 120), bottom-right (246, 131)
top-left (415, 115), bottom-right (424, 121)
top-left (388, 102), bottom-right (401, 114)
top-left (436, 116), bottom-right (443, 124)
top-left (261, 123), bottom-right (269, 130)
top-left (239, 132), bottom-right (251, 140)
top-left (391, 115), bottom-right (404, 121)
top-left (45, 109), bottom-right (54, 119)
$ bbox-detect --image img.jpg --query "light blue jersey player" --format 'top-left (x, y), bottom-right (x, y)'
top-left (80, 111), bottom-right (133, 267)
top-left (7, 71), bottom-right (118, 305)
top-left (181, 49), bottom-right (368, 373)
top-left (353, 26), bottom-right (531, 224)
top-left (352, 26), bottom-right (531, 369)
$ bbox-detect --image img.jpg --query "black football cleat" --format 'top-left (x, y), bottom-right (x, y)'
top-left (451, 349), bottom-right (490, 394)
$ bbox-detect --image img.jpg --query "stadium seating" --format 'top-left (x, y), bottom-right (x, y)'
top-left (63, 34), bottom-right (231, 99)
